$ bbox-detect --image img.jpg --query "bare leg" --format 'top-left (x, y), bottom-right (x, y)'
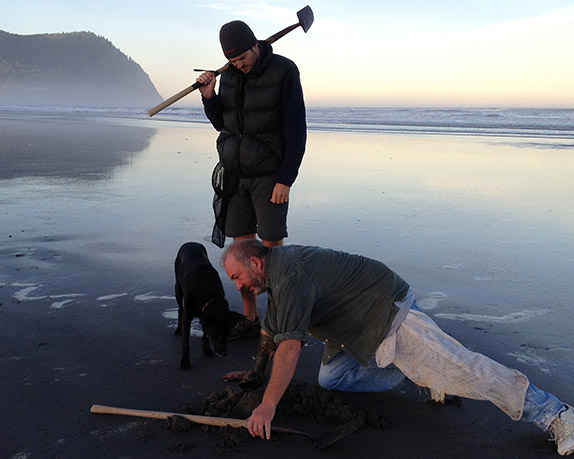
top-left (233, 235), bottom-right (282, 320)
top-left (258, 239), bottom-right (283, 317)
top-left (229, 236), bottom-right (282, 340)
top-left (233, 234), bottom-right (259, 321)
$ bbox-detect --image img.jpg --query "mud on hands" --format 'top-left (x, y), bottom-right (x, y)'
top-left (221, 333), bottom-right (277, 390)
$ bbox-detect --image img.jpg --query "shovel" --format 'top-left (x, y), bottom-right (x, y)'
top-left (90, 403), bottom-right (362, 450)
top-left (147, 5), bottom-right (314, 117)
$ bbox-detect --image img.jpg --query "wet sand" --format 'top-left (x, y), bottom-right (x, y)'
top-left (1, 113), bottom-right (573, 458)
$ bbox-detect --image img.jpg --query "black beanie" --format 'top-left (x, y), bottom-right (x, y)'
top-left (219, 20), bottom-right (257, 58)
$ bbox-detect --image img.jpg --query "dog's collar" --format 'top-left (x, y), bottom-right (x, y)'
top-left (202, 297), bottom-right (222, 314)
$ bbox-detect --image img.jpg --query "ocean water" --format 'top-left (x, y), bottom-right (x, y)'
top-left (1, 104), bottom-right (573, 397)
top-left (2, 105), bottom-right (574, 139)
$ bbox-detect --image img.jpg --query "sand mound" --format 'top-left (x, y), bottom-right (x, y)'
top-left (168, 381), bottom-right (392, 450)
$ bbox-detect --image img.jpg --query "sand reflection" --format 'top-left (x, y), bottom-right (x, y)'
top-left (0, 117), bottom-right (156, 180)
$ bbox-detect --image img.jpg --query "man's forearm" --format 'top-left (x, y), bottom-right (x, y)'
top-left (260, 339), bottom-right (301, 409)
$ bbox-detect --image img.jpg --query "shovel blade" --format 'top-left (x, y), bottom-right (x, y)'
top-left (313, 417), bottom-right (363, 451)
top-left (297, 6), bottom-right (314, 33)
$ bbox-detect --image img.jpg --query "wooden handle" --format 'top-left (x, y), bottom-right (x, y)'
top-left (90, 404), bottom-right (248, 429)
top-left (147, 82), bottom-right (201, 117)
top-left (147, 6), bottom-right (313, 117)
top-left (147, 63), bottom-right (230, 117)
top-left (266, 23), bottom-right (300, 44)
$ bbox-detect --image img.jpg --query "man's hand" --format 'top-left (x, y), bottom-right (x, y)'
top-left (221, 370), bottom-right (250, 382)
top-left (196, 71), bottom-right (216, 99)
top-left (246, 339), bottom-right (302, 440)
top-left (247, 401), bottom-right (276, 440)
top-left (271, 183), bottom-right (290, 204)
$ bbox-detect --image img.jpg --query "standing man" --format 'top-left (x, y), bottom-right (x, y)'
top-left (197, 20), bottom-right (306, 340)
top-left (221, 240), bottom-right (574, 456)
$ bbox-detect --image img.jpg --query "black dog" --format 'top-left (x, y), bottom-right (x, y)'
top-left (174, 242), bottom-right (242, 370)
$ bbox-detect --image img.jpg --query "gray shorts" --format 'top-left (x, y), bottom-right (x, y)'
top-left (225, 175), bottom-right (288, 241)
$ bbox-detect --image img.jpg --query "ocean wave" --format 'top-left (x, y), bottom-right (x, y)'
top-left (2, 105), bottom-right (573, 139)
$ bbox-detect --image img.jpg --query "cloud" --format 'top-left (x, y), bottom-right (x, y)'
top-left (197, 1), bottom-right (296, 24)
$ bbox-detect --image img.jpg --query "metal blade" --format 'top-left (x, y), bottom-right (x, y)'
top-left (313, 417), bottom-right (363, 451)
top-left (297, 6), bottom-right (314, 33)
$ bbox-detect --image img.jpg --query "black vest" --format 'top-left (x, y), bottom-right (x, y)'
top-left (217, 41), bottom-right (298, 177)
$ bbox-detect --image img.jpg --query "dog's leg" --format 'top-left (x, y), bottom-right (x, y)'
top-left (174, 280), bottom-right (183, 336)
top-left (201, 324), bottom-right (215, 358)
top-left (180, 298), bottom-right (192, 370)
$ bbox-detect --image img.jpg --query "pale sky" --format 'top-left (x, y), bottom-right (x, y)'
top-left (2, 0), bottom-right (574, 108)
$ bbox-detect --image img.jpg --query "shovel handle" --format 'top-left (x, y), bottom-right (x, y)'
top-left (266, 23), bottom-right (301, 44)
top-left (147, 6), bottom-right (314, 117)
top-left (90, 404), bottom-right (248, 429)
top-left (147, 82), bottom-right (201, 117)
top-left (147, 63), bottom-right (230, 117)
top-left (90, 403), bottom-right (359, 450)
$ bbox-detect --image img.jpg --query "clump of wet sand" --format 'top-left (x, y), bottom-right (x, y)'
top-left (168, 381), bottom-right (392, 450)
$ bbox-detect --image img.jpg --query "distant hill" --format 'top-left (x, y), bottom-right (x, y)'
top-left (0, 30), bottom-right (162, 107)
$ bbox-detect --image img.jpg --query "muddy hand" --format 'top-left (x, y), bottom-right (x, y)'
top-left (221, 370), bottom-right (265, 389)
top-left (222, 370), bottom-right (248, 381)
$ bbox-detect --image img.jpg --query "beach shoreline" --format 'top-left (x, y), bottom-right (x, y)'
top-left (1, 112), bottom-right (572, 458)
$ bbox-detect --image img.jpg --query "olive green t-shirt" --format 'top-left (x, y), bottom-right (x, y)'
top-left (262, 245), bottom-right (410, 367)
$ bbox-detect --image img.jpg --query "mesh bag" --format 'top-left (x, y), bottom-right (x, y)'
top-left (211, 162), bottom-right (238, 248)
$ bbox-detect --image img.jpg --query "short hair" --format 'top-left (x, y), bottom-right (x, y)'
top-left (221, 239), bottom-right (270, 268)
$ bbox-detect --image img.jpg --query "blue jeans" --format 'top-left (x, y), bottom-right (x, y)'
top-left (523, 383), bottom-right (565, 430)
top-left (318, 338), bottom-right (564, 431)
top-left (318, 295), bottom-right (417, 392)
top-left (318, 351), bottom-right (407, 392)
